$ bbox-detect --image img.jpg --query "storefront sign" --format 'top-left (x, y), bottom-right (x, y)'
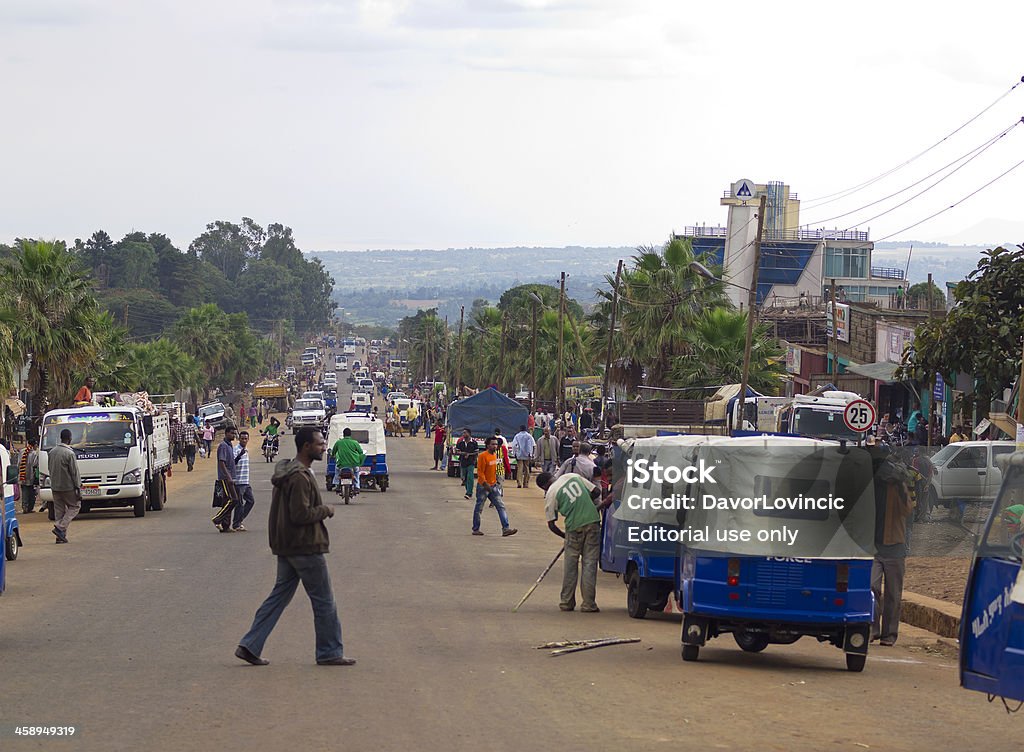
top-left (785, 344), bottom-right (802, 375)
top-left (876, 323), bottom-right (915, 364)
top-left (826, 302), bottom-right (850, 343)
top-left (933, 373), bottom-right (945, 402)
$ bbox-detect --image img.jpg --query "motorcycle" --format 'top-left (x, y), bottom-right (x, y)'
top-left (262, 434), bottom-right (280, 463)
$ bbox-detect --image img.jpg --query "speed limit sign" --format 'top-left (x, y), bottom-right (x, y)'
top-left (843, 399), bottom-right (876, 433)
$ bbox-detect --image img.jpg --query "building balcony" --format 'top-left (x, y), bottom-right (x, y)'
top-left (870, 266), bottom-right (905, 280)
top-left (681, 226), bottom-right (870, 242)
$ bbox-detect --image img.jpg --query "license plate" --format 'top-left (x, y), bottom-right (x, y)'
top-left (339, 478), bottom-right (352, 486)
top-left (81, 486), bottom-right (101, 496)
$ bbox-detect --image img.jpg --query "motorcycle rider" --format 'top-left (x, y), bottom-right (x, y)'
top-left (261, 416), bottom-right (282, 459)
top-left (331, 427), bottom-right (366, 495)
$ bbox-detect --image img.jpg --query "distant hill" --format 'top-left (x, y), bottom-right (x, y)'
top-left (309, 246), bottom-right (634, 327)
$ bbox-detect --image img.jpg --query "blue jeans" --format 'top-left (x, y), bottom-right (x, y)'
top-left (473, 484), bottom-right (510, 532)
top-left (239, 554), bottom-right (344, 663)
top-left (233, 483), bottom-right (255, 528)
top-left (334, 466), bottom-right (360, 490)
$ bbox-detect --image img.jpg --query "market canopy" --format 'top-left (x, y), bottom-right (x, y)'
top-left (846, 361), bottom-right (902, 383)
top-left (446, 387), bottom-right (529, 438)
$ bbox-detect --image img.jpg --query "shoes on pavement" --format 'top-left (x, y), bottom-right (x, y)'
top-left (472, 530), bottom-right (484, 536)
top-left (55, 538), bottom-right (68, 544)
top-left (464, 494), bottom-right (471, 499)
top-left (317, 655), bottom-right (357, 666)
top-left (581, 606), bottom-right (601, 613)
top-left (235, 645), bottom-right (269, 666)
top-left (502, 528), bottom-right (518, 537)
top-left (52, 526), bottom-right (67, 542)
top-left (879, 637), bottom-right (896, 647)
top-left (559, 605), bottom-right (575, 611)
top-left (233, 525), bottom-right (247, 532)
top-left (219, 525), bottom-right (233, 533)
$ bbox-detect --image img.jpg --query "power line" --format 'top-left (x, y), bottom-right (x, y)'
top-left (802, 117), bottom-right (1023, 228)
top-left (801, 74), bottom-right (1024, 209)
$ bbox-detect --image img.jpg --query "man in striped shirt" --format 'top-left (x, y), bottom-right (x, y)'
top-left (232, 430), bottom-right (256, 531)
top-left (182, 415), bottom-right (200, 471)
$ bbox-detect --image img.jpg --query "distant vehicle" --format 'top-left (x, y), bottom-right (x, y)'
top-left (325, 413), bottom-right (389, 493)
top-left (344, 345), bottom-right (356, 356)
top-left (357, 378), bottom-right (374, 393)
top-left (285, 366), bottom-right (296, 377)
top-left (301, 353), bottom-right (316, 368)
top-left (352, 392), bottom-right (372, 414)
top-left (198, 401), bottom-right (227, 427)
top-left (302, 391), bottom-right (325, 402)
top-left (291, 399), bottom-right (327, 429)
top-left (323, 372), bottom-right (338, 386)
top-left (386, 392), bottom-right (409, 405)
top-left (335, 355), bottom-right (347, 371)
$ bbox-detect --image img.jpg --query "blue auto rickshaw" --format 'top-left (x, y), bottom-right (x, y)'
top-left (324, 413), bottom-right (390, 493)
top-left (675, 437), bottom-right (876, 672)
top-left (960, 450), bottom-right (1024, 703)
top-left (2, 444), bottom-right (21, 561)
top-left (602, 435), bottom-right (725, 618)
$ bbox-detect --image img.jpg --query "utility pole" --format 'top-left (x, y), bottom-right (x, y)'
top-left (557, 272), bottom-right (566, 420)
top-left (531, 299), bottom-right (539, 414)
top-left (499, 316), bottom-right (508, 393)
top-left (443, 316), bottom-right (450, 390)
top-left (1018, 335), bottom-right (1024, 449)
top-left (737, 195), bottom-right (766, 430)
top-left (927, 272), bottom-right (935, 448)
top-left (456, 306), bottom-right (465, 395)
top-left (830, 278), bottom-right (839, 378)
top-left (602, 260), bottom-right (623, 428)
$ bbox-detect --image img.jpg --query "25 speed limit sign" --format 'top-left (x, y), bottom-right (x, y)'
top-left (843, 399), bottom-right (876, 433)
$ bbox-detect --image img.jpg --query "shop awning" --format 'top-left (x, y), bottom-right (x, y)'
top-left (845, 361), bottom-right (902, 383)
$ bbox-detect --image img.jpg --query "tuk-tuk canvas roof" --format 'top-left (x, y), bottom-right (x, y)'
top-left (446, 388), bottom-right (528, 438)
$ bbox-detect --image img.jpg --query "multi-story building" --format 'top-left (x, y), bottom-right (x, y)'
top-left (678, 179), bottom-right (906, 308)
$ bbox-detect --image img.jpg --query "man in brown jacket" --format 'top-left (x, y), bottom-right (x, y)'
top-left (870, 449), bottom-right (915, 647)
top-left (235, 427), bottom-right (356, 666)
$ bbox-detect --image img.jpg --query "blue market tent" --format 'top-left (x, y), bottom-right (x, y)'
top-left (446, 388), bottom-right (529, 438)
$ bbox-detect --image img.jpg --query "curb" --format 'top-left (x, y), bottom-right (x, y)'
top-left (900, 590), bottom-right (961, 639)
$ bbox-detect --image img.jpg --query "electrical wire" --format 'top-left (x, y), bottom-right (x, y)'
top-left (874, 155), bottom-right (1024, 243)
top-left (801, 74), bottom-right (1024, 209)
top-left (802, 117), bottom-right (1023, 227)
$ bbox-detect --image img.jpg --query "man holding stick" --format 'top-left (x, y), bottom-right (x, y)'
top-left (536, 471), bottom-right (611, 613)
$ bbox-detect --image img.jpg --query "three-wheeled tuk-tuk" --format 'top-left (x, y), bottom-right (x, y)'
top-left (602, 434), bottom-right (725, 619)
top-left (675, 436), bottom-right (876, 672)
top-left (2, 443), bottom-right (21, 561)
top-left (325, 413), bottom-right (390, 493)
top-left (960, 450), bottom-right (1024, 703)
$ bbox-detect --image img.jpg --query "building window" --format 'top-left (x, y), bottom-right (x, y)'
top-left (824, 246), bottom-right (868, 279)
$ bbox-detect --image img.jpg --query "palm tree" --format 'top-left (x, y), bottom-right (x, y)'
top-left (172, 304), bottom-right (231, 384)
top-left (0, 239), bottom-right (103, 407)
top-left (593, 236), bottom-right (727, 390)
top-left (670, 308), bottom-right (786, 394)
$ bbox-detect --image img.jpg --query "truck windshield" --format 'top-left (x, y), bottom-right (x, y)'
top-left (42, 416), bottom-right (136, 456)
top-left (792, 407), bottom-right (864, 442)
top-left (295, 400), bottom-right (323, 410)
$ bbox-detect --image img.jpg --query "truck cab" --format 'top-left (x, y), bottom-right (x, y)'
top-left (38, 406), bottom-right (171, 517)
top-left (929, 441), bottom-right (1015, 506)
top-left (775, 391), bottom-right (867, 442)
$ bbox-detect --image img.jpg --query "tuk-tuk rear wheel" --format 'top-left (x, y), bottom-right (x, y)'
top-left (626, 571), bottom-right (648, 619)
top-left (5, 534), bottom-right (17, 561)
top-left (681, 644), bottom-right (699, 662)
top-left (846, 653), bottom-right (866, 672)
top-left (734, 632), bottom-right (769, 653)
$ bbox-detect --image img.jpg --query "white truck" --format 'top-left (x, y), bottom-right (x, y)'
top-left (775, 391), bottom-right (867, 442)
top-left (38, 404), bottom-right (172, 518)
top-left (291, 398), bottom-right (327, 430)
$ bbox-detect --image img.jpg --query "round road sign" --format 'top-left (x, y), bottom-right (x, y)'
top-left (843, 399), bottom-right (876, 433)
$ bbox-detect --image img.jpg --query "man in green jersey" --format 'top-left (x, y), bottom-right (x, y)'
top-left (537, 471), bottom-right (611, 613)
top-left (331, 428), bottom-right (366, 494)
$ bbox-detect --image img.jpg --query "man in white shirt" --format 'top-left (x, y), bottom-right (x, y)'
top-left (510, 425), bottom-right (537, 488)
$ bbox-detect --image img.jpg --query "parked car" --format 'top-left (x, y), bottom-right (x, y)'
top-left (928, 440), bottom-right (1016, 514)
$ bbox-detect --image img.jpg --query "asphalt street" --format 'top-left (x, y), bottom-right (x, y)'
top-left (1, 375), bottom-right (1020, 751)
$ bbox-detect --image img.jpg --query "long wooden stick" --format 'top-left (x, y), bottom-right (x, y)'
top-left (550, 638), bottom-right (641, 656)
top-left (535, 637), bottom-right (627, 649)
top-left (511, 548), bottom-right (564, 612)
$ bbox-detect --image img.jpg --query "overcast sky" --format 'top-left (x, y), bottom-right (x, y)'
top-left (2, 0), bottom-right (1022, 252)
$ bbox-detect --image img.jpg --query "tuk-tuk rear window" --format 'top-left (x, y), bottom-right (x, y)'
top-left (983, 463), bottom-right (1024, 558)
top-left (351, 430), bottom-right (370, 444)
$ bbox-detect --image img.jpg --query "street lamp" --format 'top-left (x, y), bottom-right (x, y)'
top-left (689, 261), bottom-right (760, 433)
top-left (529, 293), bottom-right (543, 412)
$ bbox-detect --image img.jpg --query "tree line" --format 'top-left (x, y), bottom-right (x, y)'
top-left (0, 220), bottom-right (336, 413)
top-left (398, 236), bottom-right (787, 401)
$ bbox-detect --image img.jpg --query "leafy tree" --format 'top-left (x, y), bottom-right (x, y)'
top-left (901, 245), bottom-right (1024, 407)
top-left (906, 280), bottom-right (945, 310)
top-left (172, 304), bottom-right (232, 383)
top-left (94, 288), bottom-right (179, 339)
top-left (189, 219), bottom-right (261, 282)
top-left (670, 308), bottom-right (786, 394)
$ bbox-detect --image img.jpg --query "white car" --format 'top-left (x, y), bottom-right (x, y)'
top-left (302, 391), bottom-right (325, 402)
top-left (291, 398), bottom-right (327, 429)
top-left (386, 392), bottom-right (408, 405)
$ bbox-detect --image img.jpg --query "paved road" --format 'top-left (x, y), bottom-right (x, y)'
top-left (2, 379), bottom-right (1020, 750)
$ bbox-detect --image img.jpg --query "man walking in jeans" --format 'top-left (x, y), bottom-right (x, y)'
top-left (235, 427), bottom-right (355, 667)
top-left (231, 430), bottom-right (256, 531)
top-left (472, 437), bottom-right (517, 537)
top-left (537, 470), bottom-right (610, 612)
top-left (181, 415), bottom-right (199, 471)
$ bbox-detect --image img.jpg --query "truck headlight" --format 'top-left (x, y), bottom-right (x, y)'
top-left (122, 469), bottom-right (142, 484)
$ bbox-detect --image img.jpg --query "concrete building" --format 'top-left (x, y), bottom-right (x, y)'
top-left (679, 178), bottom-right (907, 309)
